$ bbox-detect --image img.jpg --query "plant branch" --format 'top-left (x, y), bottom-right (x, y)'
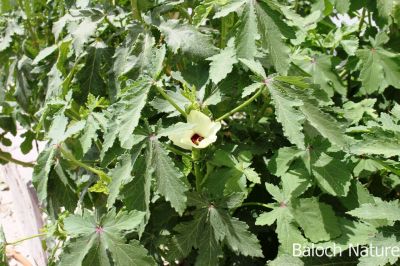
top-left (358, 8), bottom-right (367, 35)
top-left (130, 0), bottom-right (143, 22)
top-left (17, 0), bottom-right (39, 49)
top-left (59, 145), bottom-right (110, 183)
top-left (154, 84), bottom-right (187, 118)
top-left (373, 159), bottom-right (400, 176)
top-left (166, 144), bottom-right (191, 158)
top-left (216, 87), bottom-right (264, 122)
top-left (239, 202), bottom-right (275, 209)
top-left (7, 233), bottom-right (47, 245)
top-left (0, 151), bottom-right (34, 168)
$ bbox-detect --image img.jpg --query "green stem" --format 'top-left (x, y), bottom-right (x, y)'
top-left (373, 159), bottom-right (400, 176)
top-left (59, 145), bottom-right (110, 182)
top-left (166, 145), bottom-right (191, 158)
top-left (294, 0), bottom-right (299, 12)
top-left (130, 0), bottom-right (143, 22)
top-left (7, 233), bottom-right (47, 245)
top-left (239, 202), bottom-right (275, 209)
top-left (62, 55), bottom-right (85, 95)
top-left (17, 0), bottom-right (39, 49)
top-left (48, 240), bottom-right (63, 263)
top-left (358, 8), bottom-right (367, 35)
top-left (216, 87), bottom-right (264, 122)
top-left (154, 84), bottom-right (187, 118)
top-left (192, 149), bottom-right (202, 191)
top-left (0, 152), bottom-right (34, 168)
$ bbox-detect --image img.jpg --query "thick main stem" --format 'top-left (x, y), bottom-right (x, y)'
top-left (216, 86), bottom-right (264, 122)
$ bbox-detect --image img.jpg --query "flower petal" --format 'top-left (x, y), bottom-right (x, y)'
top-left (188, 110), bottom-right (213, 136)
top-left (206, 121), bottom-right (221, 137)
top-left (197, 135), bottom-right (217, 148)
top-left (169, 130), bottom-right (194, 150)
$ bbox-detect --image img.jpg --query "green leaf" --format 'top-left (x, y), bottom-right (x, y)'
top-left (32, 44), bottom-right (57, 65)
top-left (159, 20), bottom-right (218, 58)
top-left (281, 167), bottom-right (312, 200)
top-left (32, 147), bottom-right (56, 202)
top-left (45, 40), bottom-right (70, 100)
top-left (108, 241), bottom-right (157, 266)
top-left (269, 254), bottom-right (304, 266)
top-left (299, 102), bottom-right (348, 147)
top-left (239, 58), bottom-right (266, 79)
top-left (168, 214), bottom-right (207, 260)
top-left (0, 18), bottom-right (23, 52)
top-left (312, 153), bottom-right (352, 196)
top-left (242, 82), bottom-right (264, 98)
top-left (102, 79), bottom-right (151, 153)
top-left (265, 183), bottom-right (284, 203)
top-left (171, 193), bottom-right (263, 263)
top-left (60, 209), bottom-right (153, 265)
top-left (207, 38), bottom-right (238, 84)
top-left (214, 0), bottom-right (246, 19)
top-left (292, 197), bottom-right (341, 242)
top-left (193, 3), bottom-right (213, 27)
top-left (76, 41), bottom-right (110, 97)
top-left (357, 232), bottom-right (400, 266)
top-left (47, 112), bottom-right (68, 143)
top-left (376, 0), bottom-right (395, 19)
top-left (79, 112), bottom-right (105, 154)
top-left (341, 99), bottom-right (378, 125)
top-left (315, 218), bottom-right (377, 254)
top-left (256, 207), bottom-right (283, 226)
top-left (71, 18), bottom-right (98, 55)
top-left (60, 235), bottom-right (98, 266)
top-left (294, 54), bottom-right (346, 96)
top-left (255, 1), bottom-right (291, 74)
top-left (276, 207), bottom-right (308, 254)
top-left (347, 200), bottom-right (400, 221)
top-left (235, 0), bottom-right (258, 59)
top-left (268, 147), bottom-right (303, 177)
top-left (107, 154), bottom-right (134, 208)
top-left (196, 224), bottom-right (222, 266)
top-left (357, 47), bottom-right (400, 94)
top-left (122, 152), bottom-right (151, 237)
top-left (151, 140), bottom-right (188, 215)
top-left (224, 217), bottom-right (264, 257)
top-left (350, 135), bottom-right (400, 157)
top-left (150, 89), bottom-right (191, 117)
top-left (340, 36), bottom-right (359, 56)
top-left (48, 163), bottom-right (78, 214)
top-left (268, 83), bottom-right (305, 149)
top-left (333, 0), bottom-right (350, 13)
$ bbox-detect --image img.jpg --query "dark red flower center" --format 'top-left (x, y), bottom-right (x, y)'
top-left (191, 133), bottom-right (204, 145)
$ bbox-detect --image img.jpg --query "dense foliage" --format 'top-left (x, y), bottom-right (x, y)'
top-left (1, 0), bottom-right (400, 265)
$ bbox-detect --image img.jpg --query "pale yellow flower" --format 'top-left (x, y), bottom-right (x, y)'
top-left (168, 110), bottom-right (221, 150)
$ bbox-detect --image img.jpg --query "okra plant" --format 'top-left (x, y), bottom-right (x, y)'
top-left (1, 0), bottom-right (400, 265)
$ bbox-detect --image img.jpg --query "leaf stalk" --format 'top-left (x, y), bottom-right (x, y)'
top-left (7, 233), bottom-right (47, 245)
top-left (59, 145), bottom-right (110, 183)
top-left (154, 84), bottom-right (187, 118)
top-left (216, 86), bottom-right (264, 122)
top-left (192, 148), bottom-right (203, 191)
top-left (0, 151), bottom-right (34, 168)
